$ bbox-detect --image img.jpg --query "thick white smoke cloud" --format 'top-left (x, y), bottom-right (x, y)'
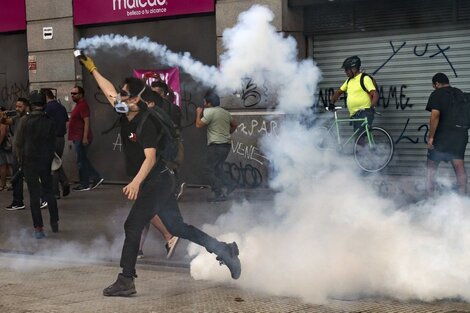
top-left (77, 5), bottom-right (320, 114)
top-left (76, 4), bottom-right (470, 304)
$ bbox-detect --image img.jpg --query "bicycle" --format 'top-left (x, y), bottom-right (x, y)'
top-left (314, 106), bottom-right (394, 173)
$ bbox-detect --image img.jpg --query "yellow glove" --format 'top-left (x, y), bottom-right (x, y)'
top-left (79, 56), bottom-right (97, 73)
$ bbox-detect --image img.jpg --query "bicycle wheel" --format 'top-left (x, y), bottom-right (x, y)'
top-left (313, 126), bottom-right (336, 150)
top-left (354, 127), bottom-right (394, 172)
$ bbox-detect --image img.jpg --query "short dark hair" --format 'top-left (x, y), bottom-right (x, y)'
top-left (41, 88), bottom-right (55, 100)
top-left (123, 77), bottom-right (146, 98)
top-left (432, 73), bottom-right (449, 85)
top-left (204, 91), bottom-right (220, 107)
top-left (141, 88), bottom-right (163, 109)
top-left (74, 85), bottom-right (85, 95)
top-left (151, 80), bottom-right (169, 93)
top-left (17, 97), bottom-right (30, 107)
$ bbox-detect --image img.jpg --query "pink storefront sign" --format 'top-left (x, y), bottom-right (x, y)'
top-left (73, 0), bottom-right (214, 26)
top-left (0, 0), bottom-right (26, 32)
top-left (134, 68), bottom-right (181, 107)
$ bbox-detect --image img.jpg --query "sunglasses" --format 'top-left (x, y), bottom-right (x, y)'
top-left (119, 89), bottom-right (130, 97)
top-left (70, 92), bottom-right (80, 95)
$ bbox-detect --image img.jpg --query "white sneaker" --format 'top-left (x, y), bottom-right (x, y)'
top-left (165, 236), bottom-right (179, 259)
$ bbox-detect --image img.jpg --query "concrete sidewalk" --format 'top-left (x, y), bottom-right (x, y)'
top-left (1, 252), bottom-right (470, 313)
top-left (1, 184), bottom-right (470, 312)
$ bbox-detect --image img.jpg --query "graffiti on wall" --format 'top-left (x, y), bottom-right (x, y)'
top-left (0, 81), bottom-right (29, 106)
top-left (318, 84), bottom-right (412, 110)
top-left (316, 37), bottom-right (462, 154)
top-left (374, 41), bottom-right (458, 77)
top-left (227, 116), bottom-right (279, 187)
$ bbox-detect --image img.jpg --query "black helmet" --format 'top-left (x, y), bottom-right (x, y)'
top-left (342, 56), bottom-right (361, 69)
top-left (29, 90), bottom-right (46, 106)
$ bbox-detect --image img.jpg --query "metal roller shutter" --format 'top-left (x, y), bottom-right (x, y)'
top-left (312, 27), bottom-right (470, 175)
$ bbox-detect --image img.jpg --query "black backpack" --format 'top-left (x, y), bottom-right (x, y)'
top-left (448, 87), bottom-right (470, 130)
top-left (159, 98), bottom-right (182, 129)
top-left (136, 107), bottom-right (184, 170)
top-left (347, 72), bottom-right (378, 94)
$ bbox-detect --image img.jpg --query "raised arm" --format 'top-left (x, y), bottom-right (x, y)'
top-left (79, 56), bottom-right (118, 107)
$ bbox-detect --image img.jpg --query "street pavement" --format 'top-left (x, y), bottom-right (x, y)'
top-left (0, 183), bottom-right (469, 312)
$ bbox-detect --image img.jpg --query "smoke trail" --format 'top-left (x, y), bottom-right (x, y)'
top-left (77, 4), bottom-right (470, 304)
top-left (77, 5), bottom-right (320, 114)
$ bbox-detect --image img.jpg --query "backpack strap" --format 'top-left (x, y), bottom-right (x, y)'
top-left (346, 73), bottom-right (370, 94)
top-left (360, 73), bottom-right (371, 93)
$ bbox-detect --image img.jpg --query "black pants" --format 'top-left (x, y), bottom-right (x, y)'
top-left (120, 171), bottom-right (224, 278)
top-left (23, 160), bottom-right (59, 229)
top-left (206, 143), bottom-right (231, 196)
top-left (11, 157), bottom-right (24, 205)
top-left (351, 108), bottom-right (375, 134)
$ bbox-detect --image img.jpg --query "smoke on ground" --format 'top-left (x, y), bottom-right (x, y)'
top-left (72, 4), bottom-right (470, 304)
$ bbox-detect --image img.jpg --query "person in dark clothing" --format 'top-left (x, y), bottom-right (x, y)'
top-left (150, 79), bottom-right (181, 129)
top-left (5, 98), bottom-right (29, 211)
top-left (15, 90), bottom-right (59, 239)
top-left (43, 88), bottom-right (70, 198)
top-left (426, 72), bottom-right (468, 197)
top-left (79, 55), bottom-right (241, 297)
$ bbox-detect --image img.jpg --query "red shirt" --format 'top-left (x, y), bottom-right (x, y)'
top-left (68, 99), bottom-right (93, 142)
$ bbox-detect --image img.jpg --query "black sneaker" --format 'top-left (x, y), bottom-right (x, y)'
top-left (73, 185), bottom-right (90, 191)
top-left (216, 242), bottom-right (241, 280)
top-left (91, 178), bottom-right (104, 190)
top-left (40, 201), bottom-right (48, 209)
top-left (5, 203), bottom-right (25, 211)
top-left (103, 274), bottom-right (136, 297)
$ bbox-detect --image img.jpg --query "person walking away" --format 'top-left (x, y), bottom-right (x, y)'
top-left (15, 90), bottom-right (59, 239)
top-left (69, 86), bottom-right (103, 191)
top-left (330, 56), bottom-right (379, 135)
top-left (79, 55), bottom-right (241, 297)
top-left (426, 72), bottom-right (468, 197)
top-left (195, 91), bottom-right (238, 201)
top-left (43, 88), bottom-right (70, 198)
top-left (5, 98), bottom-right (29, 210)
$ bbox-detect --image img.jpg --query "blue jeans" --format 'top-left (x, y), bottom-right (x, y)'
top-left (73, 141), bottom-right (101, 187)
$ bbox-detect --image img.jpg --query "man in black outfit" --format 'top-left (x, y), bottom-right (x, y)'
top-left (15, 90), bottom-right (59, 238)
top-left (43, 88), bottom-right (70, 198)
top-left (78, 55), bottom-right (241, 297)
top-left (426, 72), bottom-right (468, 197)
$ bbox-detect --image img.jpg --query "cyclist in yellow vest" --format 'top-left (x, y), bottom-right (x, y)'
top-left (330, 56), bottom-right (379, 133)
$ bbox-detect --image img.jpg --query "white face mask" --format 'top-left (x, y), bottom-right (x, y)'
top-left (114, 86), bottom-right (146, 114)
top-left (114, 97), bottom-right (129, 114)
